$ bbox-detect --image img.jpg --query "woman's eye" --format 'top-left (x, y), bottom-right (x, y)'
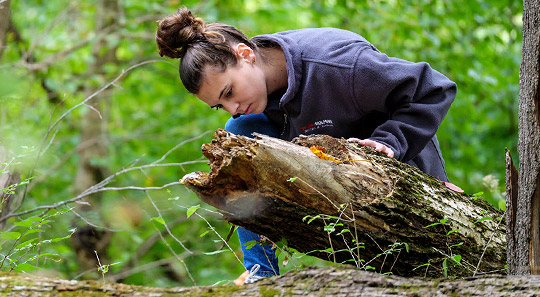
top-left (211, 104), bottom-right (223, 110)
top-left (225, 88), bottom-right (232, 97)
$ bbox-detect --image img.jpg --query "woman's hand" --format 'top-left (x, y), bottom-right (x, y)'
top-left (347, 138), bottom-right (394, 158)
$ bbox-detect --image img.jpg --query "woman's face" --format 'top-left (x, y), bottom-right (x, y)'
top-left (196, 58), bottom-right (268, 116)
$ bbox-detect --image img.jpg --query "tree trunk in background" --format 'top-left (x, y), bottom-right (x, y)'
top-left (71, 0), bottom-right (119, 274)
top-left (507, 0), bottom-right (540, 275)
top-left (182, 130), bottom-right (506, 277)
top-left (0, 0), bottom-right (19, 230)
top-left (0, 0), bottom-right (11, 58)
top-left (0, 147), bottom-right (20, 230)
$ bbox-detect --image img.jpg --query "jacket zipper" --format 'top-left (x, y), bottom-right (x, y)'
top-left (280, 113), bottom-right (288, 137)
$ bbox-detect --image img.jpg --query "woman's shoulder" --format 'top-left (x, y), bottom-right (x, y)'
top-left (255, 27), bottom-right (368, 44)
top-left (255, 28), bottom-right (374, 63)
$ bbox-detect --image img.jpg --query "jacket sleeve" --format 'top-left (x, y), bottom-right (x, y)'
top-left (351, 45), bottom-right (456, 162)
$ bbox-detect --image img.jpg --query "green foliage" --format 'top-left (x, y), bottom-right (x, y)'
top-left (0, 0), bottom-right (521, 288)
top-left (0, 211), bottom-right (74, 273)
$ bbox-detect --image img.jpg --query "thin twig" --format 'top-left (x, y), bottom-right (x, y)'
top-left (0, 180), bottom-right (184, 223)
top-left (473, 211), bottom-right (506, 277)
top-left (186, 207), bottom-right (246, 269)
top-left (105, 257), bottom-right (180, 283)
top-left (82, 161), bottom-right (205, 196)
top-left (99, 182), bottom-right (183, 192)
top-left (70, 209), bottom-right (121, 232)
top-left (145, 191), bottom-right (192, 254)
top-left (114, 216), bottom-right (188, 279)
top-left (152, 131), bottom-right (212, 165)
top-left (151, 222), bottom-right (196, 285)
top-left (16, 60), bottom-right (172, 215)
top-left (48, 60), bottom-right (165, 134)
top-left (432, 247), bottom-right (476, 272)
top-left (295, 177), bottom-right (353, 221)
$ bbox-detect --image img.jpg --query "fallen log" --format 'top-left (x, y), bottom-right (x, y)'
top-left (0, 266), bottom-right (537, 297)
top-left (181, 129), bottom-right (506, 277)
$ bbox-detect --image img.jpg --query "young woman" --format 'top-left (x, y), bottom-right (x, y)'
top-left (156, 7), bottom-right (457, 284)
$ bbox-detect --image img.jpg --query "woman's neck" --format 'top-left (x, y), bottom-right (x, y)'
top-left (259, 47), bottom-right (288, 95)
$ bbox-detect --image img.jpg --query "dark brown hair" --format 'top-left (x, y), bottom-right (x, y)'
top-left (156, 8), bottom-right (259, 94)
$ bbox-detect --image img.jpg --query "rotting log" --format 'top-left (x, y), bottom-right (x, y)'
top-left (181, 129), bottom-right (506, 277)
top-left (1, 266), bottom-right (539, 297)
top-left (0, 266), bottom-right (538, 297)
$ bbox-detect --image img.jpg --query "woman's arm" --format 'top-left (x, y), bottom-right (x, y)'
top-left (351, 46), bottom-right (456, 162)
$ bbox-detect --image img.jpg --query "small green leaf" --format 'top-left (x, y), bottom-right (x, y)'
top-left (412, 261), bottom-right (431, 271)
top-left (474, 216), bottom-right (493, 224)
top-left (450, 242), bottom-right (464, 248)
top-left (16, 238), bottom-right (37, 249)
top-left (424, 218), bottom-right (448, 228)
top-left (307, 215), bottom-right (321, 224)
top-left (472, 192), bottom-right (484, 200)
top-left (287, 177), bottom-right (297, 182)
top-left (424, 222), bottom-right (439, 228)
top-left (403, 242), bottom-right (410, 253)
top-left (452, 254), bottom-right (462, 264)
top-left (365, 265), bottom-right (376, 271)
top-left (24, 229), bottom-right (44, 235)
top-left (243, 240), bottom-right (257, 249)
top-left (1, 232), bottom-right (21, 240)
top-left (151, 217), bottom-right (165, 225)
top-left (338, 229), bottom-right (350, 235)
top-left (14, 217), bottom-right (41, 228)
top-left (442, 258), bottom-right (448, 278)
top-left (187, 205), bottom-right (200, 218)
top-left (447, 229), bottom-right (463, 235)
top-left (168, 196), bottom-right (180, 201)
top-left (324, 225), bottom-right (335, 232)
top-left (49, 235), bottom-right (71, 243)
top-left (13, 263), bottom-right (41, 272)
top-left (199, 230), bottom-right (210, 237)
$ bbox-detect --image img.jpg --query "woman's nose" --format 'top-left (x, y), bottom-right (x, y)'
top-left (223, 102), bottom-right (240, 115)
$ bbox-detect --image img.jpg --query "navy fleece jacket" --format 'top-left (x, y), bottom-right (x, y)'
top-left (253, 28), bottom-right (456, 181)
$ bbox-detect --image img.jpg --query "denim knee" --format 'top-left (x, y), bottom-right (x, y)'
top-left (225, 114), bottom-right (279, 138)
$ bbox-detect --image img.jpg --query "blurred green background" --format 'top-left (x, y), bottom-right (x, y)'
top-left (0, 0), bottom-right (520, 287)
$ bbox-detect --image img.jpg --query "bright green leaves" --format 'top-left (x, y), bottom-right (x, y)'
top-left (243, 240), bottom-right (258, 250)
top-left (151, 217), bottom-right (165, 225)
top-left (424, 218), bottom-right (448, 228)
top-left (0, 232), bottom-right (21, 240)
top-left (187, 204), bottom-right (201, 218)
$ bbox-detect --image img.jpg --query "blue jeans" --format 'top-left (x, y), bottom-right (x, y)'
top-left (225, 114), bottom-right (280, 277)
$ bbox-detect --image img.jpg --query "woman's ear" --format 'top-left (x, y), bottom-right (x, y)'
top-left (235, 43), bottom-right (255, 64)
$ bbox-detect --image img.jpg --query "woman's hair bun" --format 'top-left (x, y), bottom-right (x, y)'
top-left (156, 7), bottom-right (206, 59)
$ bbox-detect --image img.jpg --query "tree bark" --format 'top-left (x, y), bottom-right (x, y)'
top-left (181, 129), bottom-right (506, 278)
top-left (0, 0), bottom-right (11, 58)
top-left (2, 267), bottom-right (540, 297)
top-left (0, 0), bottom-right (18, 230)
top-left (509, 0), bottom-right (540, 275)
top-left (0, 146), bottom-right (20, 230)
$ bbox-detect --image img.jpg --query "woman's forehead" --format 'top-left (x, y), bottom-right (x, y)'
top-left (197, 69), bottom-right (229, 102)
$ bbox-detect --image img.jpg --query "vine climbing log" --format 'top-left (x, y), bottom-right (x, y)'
top-left (181, 129), bottom-right (506, 277)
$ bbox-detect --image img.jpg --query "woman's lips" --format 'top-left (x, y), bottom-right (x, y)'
top-left (245, 104), bottom-right (252, 115)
